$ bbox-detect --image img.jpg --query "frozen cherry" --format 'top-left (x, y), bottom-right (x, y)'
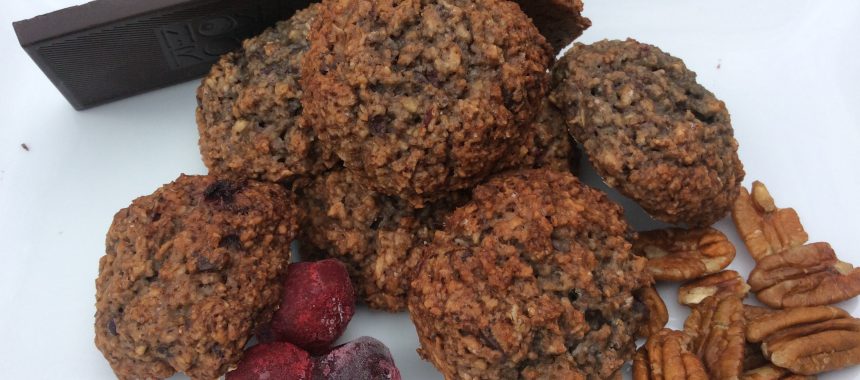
top-left (313, 337), bottom-right (402, 380)
top-left (266, 259), bottom-right (356, 353)
top-left (226, 342), bottom-right (313, 380)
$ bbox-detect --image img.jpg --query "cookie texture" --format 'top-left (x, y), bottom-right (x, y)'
top-left (302, 0), bottom-right (553, 206)
top-left (94, 175), bottom-right (300, 380)
top-left (298, 169), bottom-right (470, 311)
top-left (408, 169), bottom-right (650, 379)
top-left (550, 38), bottom-right (744, 226)
top-left (498, 99), bottom-right (579, 174)
top-left (197, 5), bottom-right (335, 183)
top-left (515, 0), bottom-right (591, 53)
top-left (298, 104), bottom-right (577, 312)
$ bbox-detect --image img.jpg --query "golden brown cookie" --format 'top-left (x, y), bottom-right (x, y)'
top-left (95, 175), bottom-right (299, 380)
top-left (409, 169), bottom-right (650, 379)
top-left (197, 5), bottom-right (336, 184)
top-left (551, 39), bottom-right (744, 226)
top-left (302, 0), bottom-right (553, 206)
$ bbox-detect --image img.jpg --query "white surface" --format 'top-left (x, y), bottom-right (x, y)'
top-left (1, 1), bottom-right (859, 379)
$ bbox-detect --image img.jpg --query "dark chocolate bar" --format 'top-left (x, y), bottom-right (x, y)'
top-left (14, 0), bottom-right (311, 110)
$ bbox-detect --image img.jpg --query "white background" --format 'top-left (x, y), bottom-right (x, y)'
top-left (1, 1), bottom-right (859, 379)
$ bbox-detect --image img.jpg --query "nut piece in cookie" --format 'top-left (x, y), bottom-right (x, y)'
top-left (409, 169), bottom-right (650, 379)
top-left (514, 0), bottom-right (591, 53)
top-left (732, 181), bottom-right (808, 261)
top-left (94, 175), bottom-right (300, 380)
top-left (746, 306), bottom-right (860, 375)
top-left (633, 329), bottom-right (708, 380)
top-left (748, 242), bottom-right (860, 308)
top-left (197, 5), bottom-right (336, 183)
top-left (633, 227), bottom-right (736, 282)
top-left (635, 285), bottom-right (669, 338)
top-left (550, 38), bottom-right (745, 226)
top-left (683, 295), bottom-right (745, 380)
top-left (302, 0), bottom-right (553, 205)
top-left (678, 270), bottom-right (750, 306)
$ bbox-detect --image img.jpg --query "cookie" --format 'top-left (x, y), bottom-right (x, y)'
top-left (298, 102), bottom-right (578, 312)
top-left (94, 175), bottom-right (300, 380)
top-left (550, 39), bottom-right (744, 226)
top-left (498, 99), bottom-right (579, 174)
top-left (297, 169), bottom-right (470, 311)
top-left (196, 5), bottom-right (336, 184)
top-left (408, 169), bottom-right (650, 379)
top-left (301, 0), bottom-right (553, 206)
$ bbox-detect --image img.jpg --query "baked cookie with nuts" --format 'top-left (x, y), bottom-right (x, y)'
top-left (302, 0), bottom-right (553, 206)
top-left (409, 169), bottom-right (651, 379)
top-left (496, 99), bottom-right (580, 174)
top-left (94, 175), bottom-right (300, 380)
top-left (297, 169), bottom-right (470, 312)
top-left (197, 5), bottom-right (336, 184)
top-left (550, 38), bottom-right (745, 226)
top-left (298, 101), bottom-right (576, 312)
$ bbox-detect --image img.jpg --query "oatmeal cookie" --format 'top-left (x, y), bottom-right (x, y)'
top-left (515, 0), bottom-right (591, 53)
top-left (298, 169), bottom-right (470, 311)
top-left (550, 39), bottom-right (744, 226)
top-left (299, 107), bottom-right (577, 312)
top-left (408, 169), bottom-right (650, 379)
top-left (498, 100), bottom-right (579, 173)
top-left (302, 0), bottom-right (553, 206)
top-left (196, 5), bottom-right (336, 183)
top-left (94, 175), bottom-right (300, 380)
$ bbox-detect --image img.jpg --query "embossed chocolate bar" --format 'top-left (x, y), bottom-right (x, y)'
top-left (13, 0), bottom-right (311, 110)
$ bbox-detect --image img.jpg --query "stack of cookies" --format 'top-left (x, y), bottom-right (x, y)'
top-left (93, 0), bottom-right (860, 379)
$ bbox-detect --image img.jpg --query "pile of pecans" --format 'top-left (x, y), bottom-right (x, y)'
top-left (631, 181), bottom-right (860, 379)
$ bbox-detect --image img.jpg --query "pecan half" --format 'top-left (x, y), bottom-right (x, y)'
top-left (633, 227), bottom-right (736, 282)
top-left (732, 181), bottom-right (808, 262)
top-left (636, 285), bottom-right (669, 338)
top-left (745, 306), bottom-right (860, 375)
top-left (634, 329), bottom-right (708, 380)
top-left (746, 306), bottom-right (849, 343)
top-left (743, 304), bottom-right (776, 322)
top-left (678, 270), bottom-right (750, 306)
top-left (684, 295), bottom-right (745, 380)
top-left (748, 242), bottom-right (860, 308)
top-left (742, 364), bottom-right (816, 380)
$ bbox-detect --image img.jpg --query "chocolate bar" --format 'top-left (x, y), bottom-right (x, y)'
top-left (14, 0), bottom-right (311, 110)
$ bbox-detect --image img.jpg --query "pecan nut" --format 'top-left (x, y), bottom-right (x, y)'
top-left (742, 364), bottom-right (816, 380)
top-left (634, 329), bottom-right (708, 380)
top-left (636, 285), bottom-right (669, 338)
top-left (745, 306), bottom-right (860, 375)
top-left (748, 242), bottom-right (860, 308)
top-left (732, 181), bottom-right (808, 262)
top-left (678, 270), bottom-right (750, 306)
top-left (746, 306), bottom-right (848, 343)
top-left (633, 227), bottom-right (736, 282)
top-left (683, 295), bottom-right (745, 380)
top-left (742, 306), bottom-right (816, 379)
top-left (743, 304), bottom-right (776, 322)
